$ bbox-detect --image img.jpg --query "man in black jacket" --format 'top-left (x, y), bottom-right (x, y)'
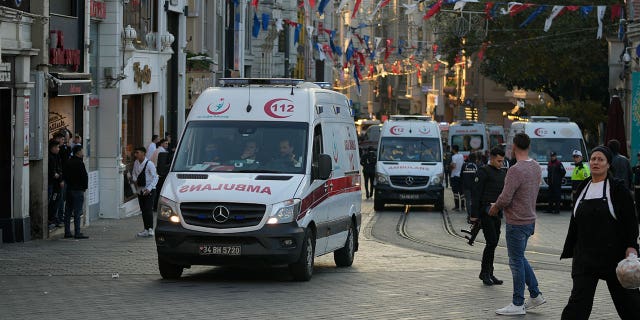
top-left (48, 140), bottom-right (64, 228)
top-left (472, 147), bottom-right (507, 286)
top-left (63, 145), bottom-right (89, 239)
top-left (546, 151), bottom-right (565, 214)
top-left (461, 152), bottom-right (480, 222)
top-left (360, 146), bottom-right (377, 199)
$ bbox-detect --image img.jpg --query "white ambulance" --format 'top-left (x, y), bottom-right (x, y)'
top-left (506, 116), bottom-right (588, 205)
top-left (374, 115), bottom-right (445, 211)
top-left (487, 124), bottom-right (506, 149)
top-left (448, 120), bottom-right (489, 159)
top-left (155, 78), bottom-right (362, 281)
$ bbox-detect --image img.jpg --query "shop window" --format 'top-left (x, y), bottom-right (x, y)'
top-left (124, 0), bottom-right (158, 50)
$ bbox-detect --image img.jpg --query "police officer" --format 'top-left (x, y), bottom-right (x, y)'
top-left (472, 147), bottom-right (507, 286)
top-left (461, 152), bottom-right (480, 222)
top-left (571, 150), bottom-right (590, 203)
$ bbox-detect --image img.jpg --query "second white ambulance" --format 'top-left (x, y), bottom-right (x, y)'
top-left (506, 116), bottom-right (588, 205)
top-left (374, 115), bottom-right (445, 211)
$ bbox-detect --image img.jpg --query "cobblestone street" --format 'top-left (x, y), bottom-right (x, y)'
top-left (0, 190), bottom-right (627, 319)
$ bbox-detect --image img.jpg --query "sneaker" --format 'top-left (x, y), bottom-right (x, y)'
top-left (490, 275), bottom-right (504, 285)
top-left (64, 234), bottom-right (73, 239)
top-left (74, 234), bottom-right (89, 239)
top-left (479, 274), bottom-right (493, 286)
top-left (496, 303), bottom-right (525, 315)
top-left (137, 229), bottom-right (149, 237)
top-left (148, 228), bottom-right (155, 236)
top-left (524, 294), bottom-right (546, 310)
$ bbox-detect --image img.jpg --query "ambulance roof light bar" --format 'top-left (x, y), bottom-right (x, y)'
top-left (529, 116), bottom-right (570, 122)
top-left (389, 115), bottom-right (433, 121)
top-left (219, 78), bottom-right (304, 87)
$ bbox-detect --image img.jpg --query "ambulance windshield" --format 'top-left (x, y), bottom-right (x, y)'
top-left (529, 138), bottom-right (587, 163)
top-left (379, 137), bottom-right (442, 162)
top-left (451, 134), bottom-right (484, 153)
top-left (173, 121), bottom-right (308, 174)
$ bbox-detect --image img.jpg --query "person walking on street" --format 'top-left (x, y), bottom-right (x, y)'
top-left (546, 151), bottom-right (565, 214)
top-left (490, 133), bottom-right (545, 315)
top-left (570, 150), bottom-right (590, 203)
top-left (607, 139), bottom-right (633, 190)
top-left (146, 134), bottom-right (160, 160)
top-left (461, 152), bottom-right (480, 222)
top-left (633, 151), bottom-right (640, 221)
top-left (360, 146), bottom-right (377, 199)
top-left (131, 147), bottom-right (159, 237)
top-left (472, 147), bottom-right (507, 286)
top-left (560, 145), bottom-right (640, 319)
top-left (48, 139), bottom-right (64, 228)
top-left (63, 145), bottom-right (89, 239)
top-left (443, 144), bottom-right (452, 188)
top-left (450, 145), bottom-right (464, 211)
top-left (151, 139), bottom-right (169, 211)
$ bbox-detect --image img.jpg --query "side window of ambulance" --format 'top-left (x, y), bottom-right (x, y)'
top-left (311, 125), bottom-right (323, 180)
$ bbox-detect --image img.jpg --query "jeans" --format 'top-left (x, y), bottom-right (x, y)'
top-left (363, 173), bottom-right (374, 197)
top-left (506, 223), bottom-right (541, 306)
top-left (64, 190), bottom-right (85, 236)
top-left (57, 183), bottom-right (67, 223)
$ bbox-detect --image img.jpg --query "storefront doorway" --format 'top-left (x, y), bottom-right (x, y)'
top-left (122, 95), bottom-right (143, 200)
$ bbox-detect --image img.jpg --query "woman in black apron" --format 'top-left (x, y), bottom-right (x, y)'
top-left (561, 146), bottom-right (640, 319)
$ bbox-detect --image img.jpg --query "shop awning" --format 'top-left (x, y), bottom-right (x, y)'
top-left (49, 72), bottom-right (92, 96)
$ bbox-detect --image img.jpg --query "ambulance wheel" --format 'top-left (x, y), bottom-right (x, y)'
top-left (374, 197), bottom-right (385, 211)
top-left (334, 222), bottom-right (355, 267)
top-left (158, 258), bottom-right (183, 280)
top-left (290, 229), bottom-right (315, 281)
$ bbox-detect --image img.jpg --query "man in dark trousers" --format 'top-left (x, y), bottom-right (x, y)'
top-left (132, 147), bottom-right (159, 237)
top-left (360, 146), bottom-right (377, 199)
top-left (608, 139), bottom-right (633, 190)
top-left (63, 145), bottom-right (89, 239)
top-left (472, 147), bottom-right (507, 286)
top-left (546, 151), bottom-right (565, 213)
top-left (48, 139), bottom-right (64, 228)
top-left (461, 152), bottom-right (480, 222)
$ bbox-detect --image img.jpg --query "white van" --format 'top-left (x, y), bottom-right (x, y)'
top-left (374, 115), bottom-right (444, 211)
top-left (506, 116), bottom-right (588, 205)
top-left (448, 120), bottom-right (489, 159)
top-left (155, 78), bottom-right (362, 281)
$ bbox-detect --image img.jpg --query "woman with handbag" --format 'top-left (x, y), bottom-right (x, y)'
top-left (560, 145), bottom-right (640, 319)
top-left (131, 146), bottom-right (159, 237)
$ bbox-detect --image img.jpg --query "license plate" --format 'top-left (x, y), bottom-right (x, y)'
top-left (199, 245), bottom-right (241, 256)
top-left (400, 194), bottom-right (420, 200)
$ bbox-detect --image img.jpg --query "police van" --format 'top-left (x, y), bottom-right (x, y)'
top-left (155, 78), bottom-right (362, 281)
top-left (506, 116), bottom-right (588, 205)
top-left (448, 120), bottom-right (489, 159)
top-left (374, 115), bottom-right (444, 211)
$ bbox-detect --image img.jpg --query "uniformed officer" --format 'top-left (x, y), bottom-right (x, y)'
top-left (571, 150), bottom-right (590, 203)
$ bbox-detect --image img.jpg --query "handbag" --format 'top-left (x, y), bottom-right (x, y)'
top-left (136, 161), bottom-right (149, 187)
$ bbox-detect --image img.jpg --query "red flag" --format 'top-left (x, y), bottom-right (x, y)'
top-left (423, 0), bottom-right (442, 20)
top-left (509, 3), bottom-right (534, 17)
top-left (477, 42), bottom-right (488, 61)
top-left (251, 0), bottom-right (259, 8)
top-left (309, 0), bottom-right (315, 9)
top-left (352, 0), bottom-right (362, 19)
top-left (611, 4), bottom-right (622, 22)
top-left (484, 2), bottom-right (495, 20)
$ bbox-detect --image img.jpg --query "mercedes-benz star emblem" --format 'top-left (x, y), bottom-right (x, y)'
top-left (405, 176), bottom-right (414, 186)
top-left (212, 206), bottom-right (230, 223)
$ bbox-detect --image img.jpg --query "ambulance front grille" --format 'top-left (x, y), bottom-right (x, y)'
top-left (390, 175), bottom-right (429, 187)
top-left (180, 202), bottom-right (266, 229)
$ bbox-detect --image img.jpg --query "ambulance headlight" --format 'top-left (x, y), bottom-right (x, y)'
top-left (431, 173), bottom-right (443, 186)
top-left (158, 197), bottom-right (181, 224)
top-left (376, 173), bottom-right (389, 185)
top-left (267, 199), bottom-right (301, 224)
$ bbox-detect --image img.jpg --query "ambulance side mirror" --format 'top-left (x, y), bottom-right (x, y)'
top-left (317, 154), bottom-right (332, 180)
